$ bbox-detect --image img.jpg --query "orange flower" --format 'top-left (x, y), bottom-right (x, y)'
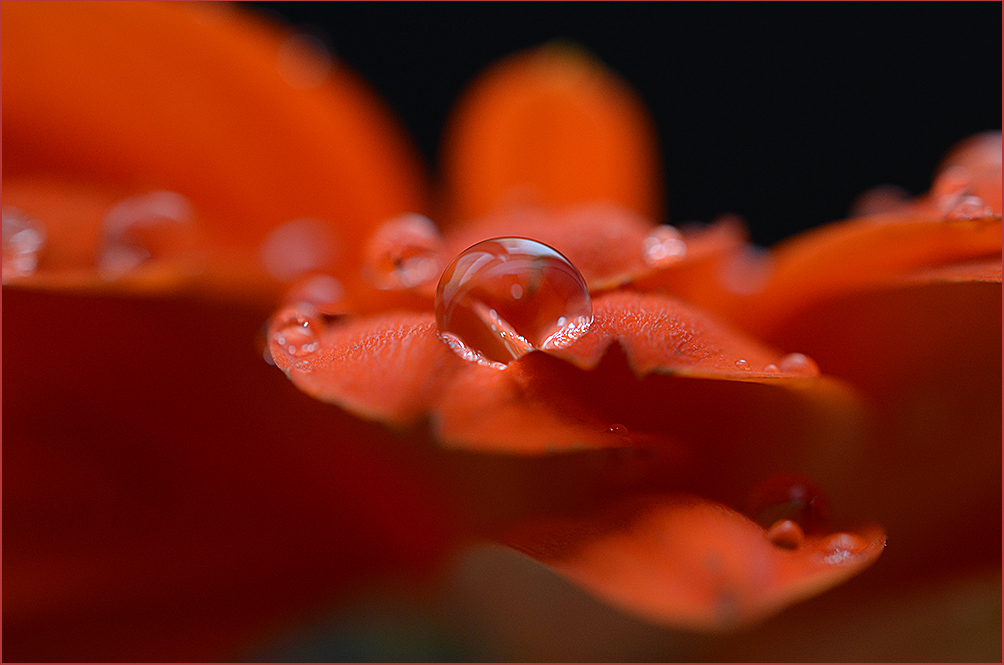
top-left (3, 2), bottom-right (1000, 661)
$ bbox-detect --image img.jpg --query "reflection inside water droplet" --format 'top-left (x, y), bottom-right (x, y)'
top-left (364, 213), bottom-right (445, 291)
top-left (435, 237), bottom-right (592, 366)
top-left (642, 225), bottom-right (687, 268)
top-left (271, 305), bottom-right (323, 357)
top-left (822, 532), bottom-right (866, 564)
top-left (2, 207), bottom-right (46, 281)
top-left (98, 190), bottom-right (194, 279)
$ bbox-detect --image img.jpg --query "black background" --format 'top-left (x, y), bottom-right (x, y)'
top-left (248, 2), bottom-right (1001, 246)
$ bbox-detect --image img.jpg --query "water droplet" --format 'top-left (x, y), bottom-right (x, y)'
top-left (642, 225), bottom-right (687, 268)
top-left (260, 218), bottom-right (339, 283)
top-left (271, 304), bottom-right (323, 357)
top-left (98, 190), bottom-right (194, 279)
top-left (276, 32), bottom-right (334, 89)
top-left (943, 194), bottom-right (995, 221)
top-left (2, 207), bottom-right (46, 281)
top-left (766, 519), bottom-right (805, 550)
top-left (363, 213), bottom-right (445, 291)
top-left (608, 423), bottom-right (629, 437)
top-left (435, 237), bottom-right (592, 366)
top-left (734, 358), bottom-right (751, 371)
top-left (778, 352), bottom-right (820, 376)
top-left (284, 273), bottom-right (344, 315)
top-left (747, 475), bottom-right (831, 535)
top-left (822, 532), bottom-right (866, 564)
top-left (762, 363), bottom-right (779, 374)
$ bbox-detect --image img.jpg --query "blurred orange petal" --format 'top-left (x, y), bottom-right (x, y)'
top-left (505, 494), bottom-right (885, 631)
top-left (440, 44), bottom-right (662, 225)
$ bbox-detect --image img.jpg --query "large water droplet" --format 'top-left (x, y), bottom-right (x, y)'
top-left (435, 237), bottom-right (592, 366)
top-left (363, 213), bottom-right (445, 291)
top-left (766, 518), bottom-right (805, 550)
top-left (642, 225), bottom-right (687, 268)
top-left (2, 207), bottom-right (46, 281)
top-left (271, 304), bottom-right (323, 357)
top-left (747, 475), bottom-right (831, 536)
top-left (98, 190), bottom-right (193, 279)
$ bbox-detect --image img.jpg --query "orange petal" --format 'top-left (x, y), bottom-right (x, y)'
top-left (2, 2), bottom-right (427, 300)
top-left (440, 44), bottom-right (662, 225)
top-left (504, 494), bottom-right (885, 631)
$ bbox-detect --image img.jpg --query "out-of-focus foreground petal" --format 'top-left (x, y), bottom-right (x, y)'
top-left (2, 0), bottom-right (427, 301)
top-left (440, 44), bottom-right (662, 226)
top-left (504, 494), bottom-right (885, 632)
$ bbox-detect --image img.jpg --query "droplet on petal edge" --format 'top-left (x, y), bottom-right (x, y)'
top-left (642, 224), bottom-right (687, 268)
top-left (2, 207), bottom-right (46, 281)
top-left (435, 237), bottom-right (592, 366)
top-left (97, 190), bottom-right (194, 279)
top-left (766, 518), bottom-right (805, 550)
top-left (259, 218), bottom-right (340, 283)
top-left (943, 194), bottom-right (995, 221)
top-left (271, 304), bottom-right (324, 358)
top-left (363, 213), bottom-right (445, 291)
top-left (778, 352), bottom-right (819, 376)
top-left (821, 532), bottom-right (868, 565)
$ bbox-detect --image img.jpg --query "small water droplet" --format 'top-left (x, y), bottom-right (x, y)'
top-left (762, 363), bottom-right (779, 374)
top-left (2, 207), bottom-right (46, 281)
top-left (271, 304), bottom-right (323, 357)
top-left (276, 32), bottom-right (334, 89)
top-left (766, 519), bottom-right (805, 550)
top-left (778, 352), bottom-right (820, 376)
top-left (822, 532), bottom-right (866, 564)
top-left (747, 475), bottom-right (831, 535)
top-left (642, 225), bottom-right (687, 268)
top-left (608, 423), bottom-right (629, 437)
top-left (260, 218), bottom-right (339, 283)
top-left (734, 358), bottom-right (751, 371)
top-left (364, 213), bottom-right (445, 291)
top-left (435, 237), bottom-right (592, 366)
top-left (284, 273), bottom-right (344, 315)
top-left (943, 194), bottom-right (995, 221)
top-left (98, 191), bottom-right (194, 279)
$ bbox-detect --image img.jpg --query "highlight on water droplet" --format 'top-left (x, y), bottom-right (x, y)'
top-left (435, 237), bottom-right (592, 367)
top-left (363, 213), bottom-right (445, 291)
top-left (641, 224), bottom-right (687, 268)
top-left (766, 518), bottom-right (805, 550)
top-left (778, 352), bottom-right (820, 376)
top-left (260, 218), bottom-right (340, 283)
top-left (283, 273), bottom-right (345, 315)
top-left (943, 194), bottom-right (995, 221)
top-left (2, 207), bottom-right (46, 282)
top-left (822, 532), bottom-right (867, 565)
top-left (271, 304), bottom-right (324, 358)
top-left (98, 190), bottom-right (194, 279)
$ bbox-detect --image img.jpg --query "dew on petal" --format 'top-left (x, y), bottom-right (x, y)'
top-left (276, 32), bottom-right (334, 90)
top-left (271, 304), bottom-right (324, 358)
top-left (363, 213), bottom-right (445, 291)
top-left (762, 363), bottom-right (779, 374)
top-left (435, 237), bottom-right (592, 366)
top-left (283, 273), bottom-right (345, 315)
top-left (747, 475), bottom-right (831, 536)
top-left (822, 532), bottom-right (867, 565)
top-left (97, 190), bottom-right (193, 279)
top-left (2, 207), bottom-right (46, 281)
top-left (260, 218), bottom-right (339, 283)
top-left (641, 224), bottom-right (687, 268)
top-left (766, 518), bottom-right (805, 550)
top-left (778, 352), bottom-right (820, 376)
top-left (943, 194), bottom-right (995, 221)
top-left (608, 423), bottom-right (630, 437)
top-left (734, 358), bottom-right (751, 371)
